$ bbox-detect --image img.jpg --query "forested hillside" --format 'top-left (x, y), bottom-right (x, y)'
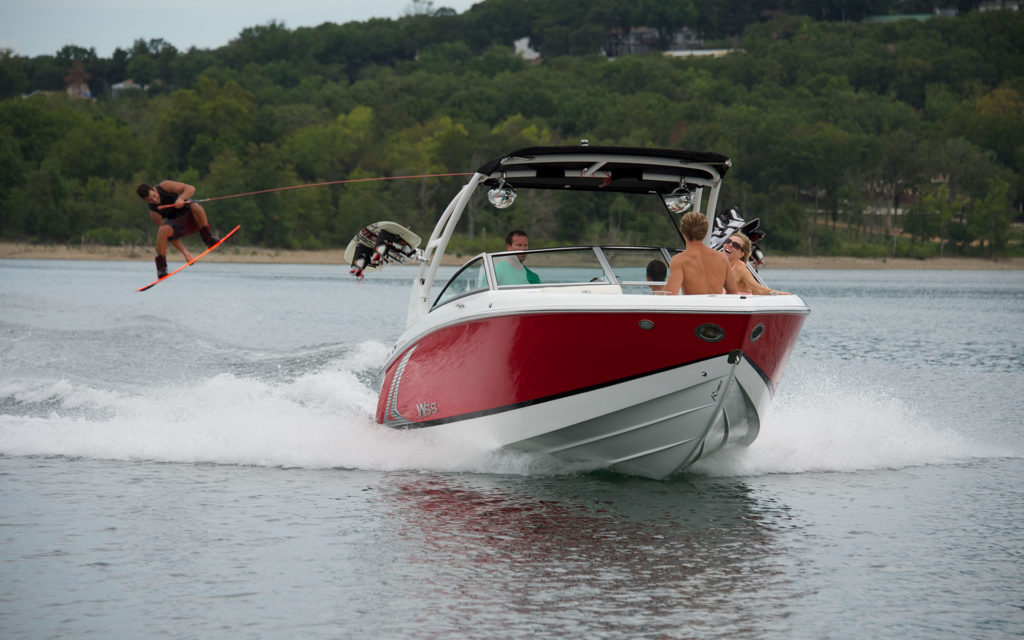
top-left (1, 0), bottom-right (1022, 257)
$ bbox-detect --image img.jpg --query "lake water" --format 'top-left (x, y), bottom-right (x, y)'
top-left (1, 259), bottom-right (1022, 639)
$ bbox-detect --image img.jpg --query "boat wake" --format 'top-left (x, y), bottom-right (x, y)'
top-left (0, 340), bottom-right (556, 476)
top-left (0, 346), bottom-right (1014, 478)
top-left (692, 360), bottom-right (1017, 477)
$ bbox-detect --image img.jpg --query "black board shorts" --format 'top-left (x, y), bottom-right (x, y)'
top-left (162, 208), bottom-right (199, 240)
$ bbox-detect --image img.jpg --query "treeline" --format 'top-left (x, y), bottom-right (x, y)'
top-left (1, 0), bottom-right (982, 98)
top-left (0, 1), bottom-right (1022, 257)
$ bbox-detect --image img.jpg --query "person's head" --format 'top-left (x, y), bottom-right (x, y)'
top-left (723, 232), bottom-right (751, 263)
top-left (136, 183), bottom-right (158, 204)
top-left (646, 259), bottom-right (667, 282)
top-left (678, 211), bottom-right (708, 243)
top-left (505, 230), bottom-right (528, 262)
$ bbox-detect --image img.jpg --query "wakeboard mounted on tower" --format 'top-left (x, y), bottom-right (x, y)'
top-left (344, 221), bottom-right (424, 280)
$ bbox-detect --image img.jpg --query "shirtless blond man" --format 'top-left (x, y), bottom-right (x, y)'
top-left (663, 211), bottom-right (739, 295)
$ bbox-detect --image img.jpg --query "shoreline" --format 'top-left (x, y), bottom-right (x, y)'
top-left (1, 242), bottom-right (1022, 270)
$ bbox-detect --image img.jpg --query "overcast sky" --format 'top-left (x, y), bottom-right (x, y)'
top-left (0, 0), bottom-right (480, 58)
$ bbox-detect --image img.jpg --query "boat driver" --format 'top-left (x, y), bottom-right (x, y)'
top-left (493, 230), bottom-right (541, 285)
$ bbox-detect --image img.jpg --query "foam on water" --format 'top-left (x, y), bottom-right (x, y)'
top-left (694, 360), bottom-right (1016, 477)
top-left (0, 340), bottom-right (549, 476)
top-left (1, 344), bottom-right (1015, 479)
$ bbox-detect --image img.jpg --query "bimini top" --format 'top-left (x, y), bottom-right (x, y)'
top-left (476, 145), bottom-right (732, 195)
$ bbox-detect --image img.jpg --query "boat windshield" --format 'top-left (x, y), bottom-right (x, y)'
top-left (432, 255), bottom-right (488, 309)
top-left (432, 247), bottom-right (677, 309)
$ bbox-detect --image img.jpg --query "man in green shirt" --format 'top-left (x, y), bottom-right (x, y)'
top-left (493, 229), bottom-right (540, 285)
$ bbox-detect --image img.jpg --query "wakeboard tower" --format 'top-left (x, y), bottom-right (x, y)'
top-left (344, 221), bottom-right (423, 280)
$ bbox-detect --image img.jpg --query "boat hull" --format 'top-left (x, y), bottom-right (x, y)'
top-left (376, 297), bottom-right (806, 478)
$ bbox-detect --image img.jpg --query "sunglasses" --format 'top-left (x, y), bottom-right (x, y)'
top-left (724, 240), bottom-right (744, 251)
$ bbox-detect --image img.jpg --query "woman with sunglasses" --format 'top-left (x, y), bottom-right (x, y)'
top-left (721, 233), bottom-right (789, 295)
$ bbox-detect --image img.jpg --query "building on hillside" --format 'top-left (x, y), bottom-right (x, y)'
top-left (112, 79), bottom-right (145, 96)
top-left (664, 49), bottom-right (736, 59)
top-left (513, 37), bottom-right (540, 62)
top-left (863, 8), bottom-right (958, 23)
top-left (605, 26), bottom-right (701, 58)
top-left (978, 1), bottom-right (1019, 10)
top-left (66, 81), bottom-right (93, 99)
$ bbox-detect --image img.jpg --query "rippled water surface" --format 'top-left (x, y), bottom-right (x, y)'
top-left (2, 260), bottom-right (1022, 639)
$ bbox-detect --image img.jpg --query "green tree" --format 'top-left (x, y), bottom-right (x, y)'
top-left (51, 113), bottom-right (145, 181)
top-left (20, 161), bottom-right (70, 240)
top-left (155, 77), bottom-right (255, 172)
top-left (913, 182), bottom-right (966, 256)
top-left (126, 55), bottom-right (156, 86)
top-left (639, 0), bottom-right (697, 48)
top-left (0, 125), bottom-right (25, 236)
top-left (281, 105), bottom-right (375, 182)
top-left (967, 178), bottom-right (1012, 257)
top-left (0, 49), bottom-right (31, 98)
top-left (956, 88), bottom-right (1024, 173)
top-left (380, 116), bottom-right (471, 232)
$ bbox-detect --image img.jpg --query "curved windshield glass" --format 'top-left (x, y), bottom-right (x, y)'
top-left (599, 247), bottom-right (675, 294)
top-left (492, 247), bottom-right (607, 287)
top-left (432, 256), bottom-right (488, 309)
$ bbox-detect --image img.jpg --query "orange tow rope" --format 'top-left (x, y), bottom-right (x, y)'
top-left (158, 172), bottom-right (474, 209)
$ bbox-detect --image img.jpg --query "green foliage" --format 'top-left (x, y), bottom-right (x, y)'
top-left (845, 242), bottom-right (891, 259)
top-left (968, 178), bottom-right (1013, 257)
top-left (893, 237), bottom-right (939, 260)
top-left (0, 4), bottom-right (1021, 258)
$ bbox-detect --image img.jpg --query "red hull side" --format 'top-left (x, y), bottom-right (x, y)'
top-left (377, 311), bottom-right (805, 426)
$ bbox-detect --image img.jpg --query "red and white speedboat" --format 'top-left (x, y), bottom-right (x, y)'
top-left (363, 145), bottom-right (808, 479)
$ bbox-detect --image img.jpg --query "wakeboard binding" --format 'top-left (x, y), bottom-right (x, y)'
top-left (345, 221), bottom-right (423, 280)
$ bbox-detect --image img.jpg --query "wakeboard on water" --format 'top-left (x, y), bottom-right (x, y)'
top-left (344, 221), bottom-right (423, 280)
top-left (136, 225), bottom-right (241, 292)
